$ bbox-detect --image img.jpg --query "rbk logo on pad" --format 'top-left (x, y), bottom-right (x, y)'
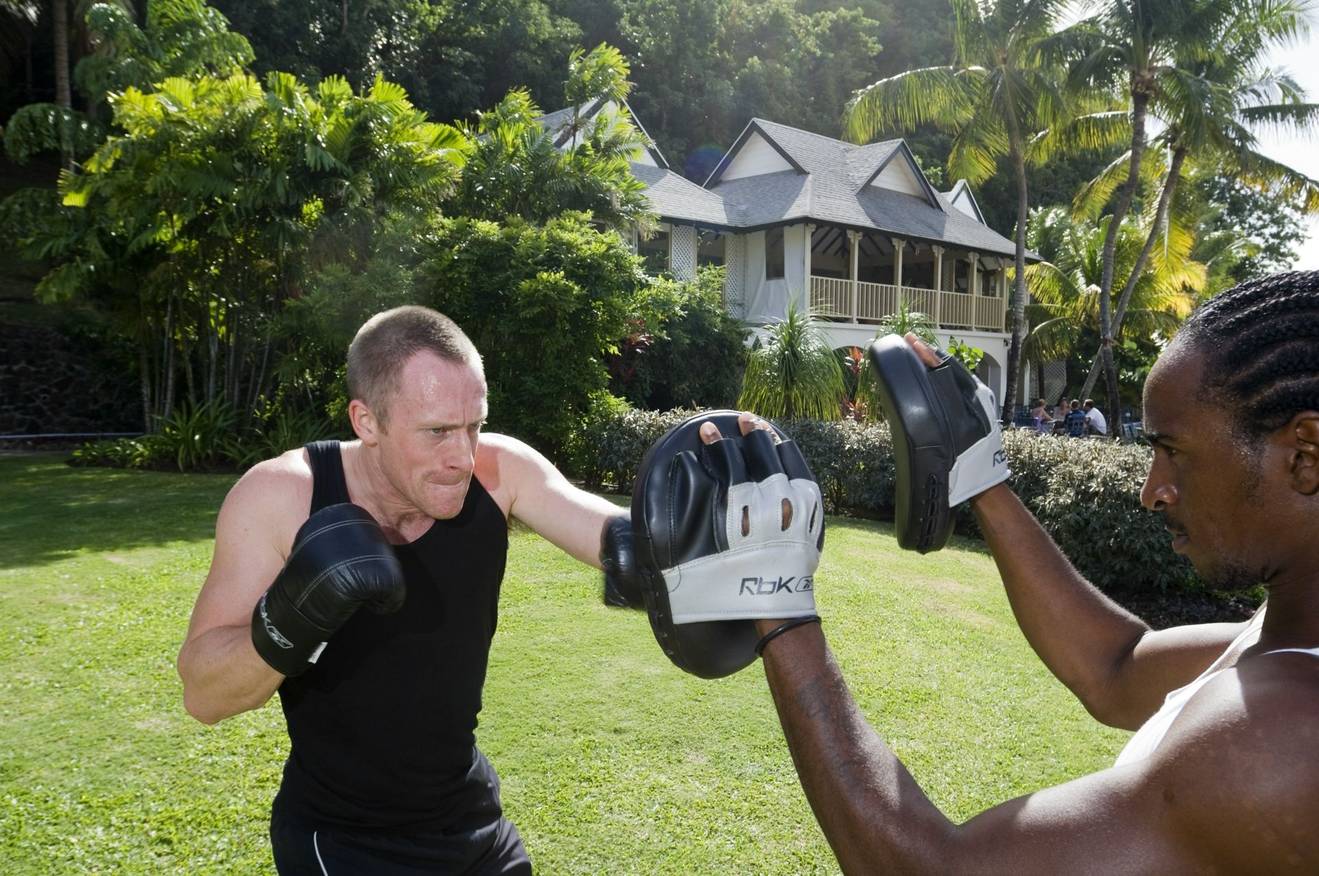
top-left (739, 575), bottom-right (814, 596)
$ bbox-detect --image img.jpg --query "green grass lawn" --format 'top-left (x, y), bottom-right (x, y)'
top-left (0, 453), bottom-right (1128, 874)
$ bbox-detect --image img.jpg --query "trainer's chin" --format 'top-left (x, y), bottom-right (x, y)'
top-left (1190, 554), bottom-right (1259, 593)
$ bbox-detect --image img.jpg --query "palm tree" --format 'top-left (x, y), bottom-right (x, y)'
top-left (1067, 0), bottom-right (1310, 419)
top-left (1023, 206), bottom-right (1200, 401)
top-left (843, 0), bottom-right (1098, 425)
top-left (738, 305), bottom-right (846, 421)
top-left (1071, 46), bottom-right (1319, 398)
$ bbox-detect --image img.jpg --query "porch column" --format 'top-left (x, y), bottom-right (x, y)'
top-left (969, 252), bottom-right (980, 297)
top-left (891, 237), bottom-right (905, 290)
top-left (804, 224), bottom-right (815, 312)
top-left (848, 230), bottom-right (861, 323)
top-left (931, 245), bottom-right (944, 325)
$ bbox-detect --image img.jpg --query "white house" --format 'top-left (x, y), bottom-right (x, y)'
top-left (541, 104), bottom-right (1037, 402)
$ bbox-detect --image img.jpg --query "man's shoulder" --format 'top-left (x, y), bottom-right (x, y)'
top-left (1148, 656), bottom-right (1319, 855)
top-left (222, 448), bottom-right (314, 521)
top-left (1167, 655), bottom-right (1319, 752)
top-left (476, 432), bottom-right (553, 470)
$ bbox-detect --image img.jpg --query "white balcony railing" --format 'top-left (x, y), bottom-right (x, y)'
top-left (808, 276), bottom-right (1004, 333)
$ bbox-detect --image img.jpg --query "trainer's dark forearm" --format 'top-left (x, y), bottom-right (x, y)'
top-left (970, 484), bottom-right (1148, 720)
top-left (757, 621), bottom-right (955, 874)
top-left (177, 624), bottom-right (283, 724)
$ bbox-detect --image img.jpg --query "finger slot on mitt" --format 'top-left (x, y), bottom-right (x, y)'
top-left (741, 428), bottom-right (784, 481)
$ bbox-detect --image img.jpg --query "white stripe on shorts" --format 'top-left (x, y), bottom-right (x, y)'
top-left (313, 830), bottom-right (329, 875)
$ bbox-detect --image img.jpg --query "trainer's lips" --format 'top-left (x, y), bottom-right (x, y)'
top-left (1166, 525), bottom-right (1189, 553)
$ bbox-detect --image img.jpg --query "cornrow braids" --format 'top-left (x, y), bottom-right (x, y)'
top-left (1180, 270), bottom-right (1319, 439)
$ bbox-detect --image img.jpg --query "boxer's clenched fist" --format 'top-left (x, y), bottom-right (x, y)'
top-left (251, 503), bottom-right (405, 676)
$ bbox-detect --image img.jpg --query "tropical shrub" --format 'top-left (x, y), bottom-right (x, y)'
top-left (221, 400), bottom-right (338, 471)
top-left (568, 406), bottom-right (696, 492)
top-left (610, 267), bottom-right (748, 411)
top-left (416, 213), bottom-right (649, 459)
top-left (738, 306), bottom-right (846, 421)
top-left (155, 399), bottom-right (239, 471)
top-left (69, 435), bottom-right (173, 470)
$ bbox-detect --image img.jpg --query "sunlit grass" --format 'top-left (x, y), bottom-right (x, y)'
top-left (0, 454), bottom-right (1126, 874)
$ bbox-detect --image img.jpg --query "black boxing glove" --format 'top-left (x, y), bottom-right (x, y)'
top-left (251, 503), bottom-right (405, 676)
top-left (600, 515), bottom-right (643, 608)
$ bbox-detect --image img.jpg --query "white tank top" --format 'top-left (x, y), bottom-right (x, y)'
top-left (1114, 606), bottom-right (1319, 767)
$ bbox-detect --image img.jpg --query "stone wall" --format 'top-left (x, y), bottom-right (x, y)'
top-left (0, 316), bottom-right (142, 435)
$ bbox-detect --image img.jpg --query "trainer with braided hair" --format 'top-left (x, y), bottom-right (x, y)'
top-left (750, 271), bottom-right (1319, 872)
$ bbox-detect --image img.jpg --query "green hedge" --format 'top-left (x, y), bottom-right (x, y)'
top-left (68, 399), bottom-right (335, 473)
top-left (569, 410), bottom-right (1195, 595)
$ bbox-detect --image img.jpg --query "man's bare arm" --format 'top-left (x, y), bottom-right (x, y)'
top-left (971, 485), bottom-right (1244, 729)
top-left (482, 433), bottom-right (622, 568)
top-left (176, 457), bottom-right (306, 724)
top-left (757, 621), bottom-right (1313, 874)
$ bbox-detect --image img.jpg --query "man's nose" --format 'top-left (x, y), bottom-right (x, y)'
top-left (443, 432), bottom-right (477, 471)
top-left (1140, 466), bottom-right (1176, 512)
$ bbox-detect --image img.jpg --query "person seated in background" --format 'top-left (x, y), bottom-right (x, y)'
top-left (1083, 399), bottom-right (1108, 437)
top-left (1063, 399), bottom-right (1088, 438)
top-left (1030, 398), bottom-right (1052, 434)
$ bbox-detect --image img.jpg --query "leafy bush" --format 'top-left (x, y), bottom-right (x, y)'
top-left (156, 400), bottom-right (238, 471)
top-left (222, 402), bottom-right (338, 471)
top-left (610, 267), bottom-right (748, 411)
top-left (417, 213), bottom-right (649, 459)
top-left (996, 430), bottom-right (1194, 594)
top-left (738, 306), bottom-right (846, 421)
top-left (71, 398), bottom-right (338, 473)
top-left (571, 409), bottom-right (1195, 595)
top-left (569, 406), bottom-right (698, 492)
top-left (69, 435), bottom-right (172, 469)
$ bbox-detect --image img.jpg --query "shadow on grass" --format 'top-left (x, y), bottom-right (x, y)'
top-left (0, 454), bottom-right (235, 570)
top-left (821, 514), bottom-right (992, 557)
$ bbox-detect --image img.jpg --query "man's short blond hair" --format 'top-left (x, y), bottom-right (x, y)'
top-left (346, 306), bottom-right (481, 427)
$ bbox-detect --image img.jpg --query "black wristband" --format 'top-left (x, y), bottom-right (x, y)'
top-left (755, 615), bottom-right (821, 657)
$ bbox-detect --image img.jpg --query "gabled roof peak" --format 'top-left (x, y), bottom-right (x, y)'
top-left (536, 97), bottom-right (669, 168)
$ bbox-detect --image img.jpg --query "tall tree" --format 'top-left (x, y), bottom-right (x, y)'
top-left (1023, 205), bottom-right (1201, 404)
top-left (844, 0), bottom-right (1101, 423)
top-left (1066, 0), bottom-right (1307, 420)
top-left (7, 69), bottom-right (465, 427)
top-left (1071, 10), bottom-right (1319, 398)
top-left (447, 44), bottom-right (651, 230)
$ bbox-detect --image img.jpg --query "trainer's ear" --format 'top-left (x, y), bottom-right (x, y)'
top-left (1288, 412), bottom-right (1319, 496)
top-left (349, 398), bottom-right (383, 446)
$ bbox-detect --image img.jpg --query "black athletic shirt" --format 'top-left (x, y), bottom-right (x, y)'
top-left (271, 440), bottom-right (510, 832)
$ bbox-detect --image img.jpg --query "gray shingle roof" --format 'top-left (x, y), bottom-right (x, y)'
top-left (628, 163), bottom-right (734, 228)
top-left (536, 105), bottom-right (579, 142)
top-left (541, 108), bottom-right (1033, 258)
top-left (536, 101), bottom-right (669, 168)
top-left (701, 119), bottom-right (1029, 258)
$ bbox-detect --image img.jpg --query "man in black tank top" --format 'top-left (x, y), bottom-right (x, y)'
top-left (178, 307), bottom-right (645, 874)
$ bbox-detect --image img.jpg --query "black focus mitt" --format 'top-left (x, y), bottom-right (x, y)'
top-left (631, 411), bottom-right (824, 678)
top-left (867, 334), bottom-right (1010, 553)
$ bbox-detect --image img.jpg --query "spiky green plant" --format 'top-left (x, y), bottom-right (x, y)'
top-left (738, 305), bottom-right (846, 421)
